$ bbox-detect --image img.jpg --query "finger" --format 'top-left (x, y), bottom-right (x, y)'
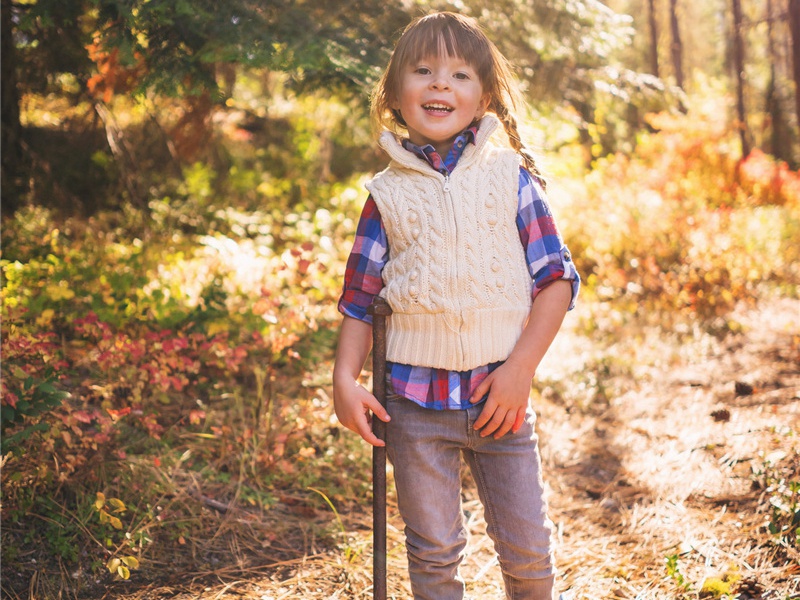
top-left (367, 400), bottom-right (391, 423)
top-left (469, 378), bottom-right (491, 404)
top-left (478, 408), bottom-right (508, 438)
top-left (356, 418), bottom-right (386, 447)
top-left (511, 408), bottom-right (526, 434)
top-left (473, 400), bottom-right (496, 430)
top-left (492, 411), bottom-right (518, 439)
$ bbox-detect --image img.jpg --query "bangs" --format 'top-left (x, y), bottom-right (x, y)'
top-left (392, 14), bottom-right (494, 84)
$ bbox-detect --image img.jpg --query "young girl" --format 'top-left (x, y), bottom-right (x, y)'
top-left (333, 11), bottom-right (579, 600)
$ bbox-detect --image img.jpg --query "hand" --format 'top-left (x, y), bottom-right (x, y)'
top-left (469, 358), bottom-right (532, 439)
top-left (333, 377), bottom-right (391, 447)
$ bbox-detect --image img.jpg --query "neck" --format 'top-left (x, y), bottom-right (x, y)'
top-left (380, 114), bottom-right (502, 171)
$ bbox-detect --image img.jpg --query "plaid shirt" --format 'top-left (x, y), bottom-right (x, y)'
top-left (338, 127), bottom-right (580, 410)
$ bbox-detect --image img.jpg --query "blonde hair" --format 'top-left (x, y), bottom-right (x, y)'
top-left (371, 11), bottom-right (544, 183)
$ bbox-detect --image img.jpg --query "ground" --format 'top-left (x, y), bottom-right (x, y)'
top-left (7, 297), bottom-right (800, 600)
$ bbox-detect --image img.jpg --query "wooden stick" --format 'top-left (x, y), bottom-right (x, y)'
top-left (368, 296), bottom-right (392, 600)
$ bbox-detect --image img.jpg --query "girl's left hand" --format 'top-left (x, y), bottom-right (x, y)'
top-left (469, 358), bottom-right (532, 438)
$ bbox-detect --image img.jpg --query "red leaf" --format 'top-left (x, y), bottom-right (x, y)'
top-left (73, 410), bottom-right (94, 424)
top-left (2, 390), bottom-right (18, 409)
top-left (107, 407), bottom-right (132, 420)
top-left (298, 259), bottom-right (311, 274)
top-left (189, 409), bottom-right (205, 425)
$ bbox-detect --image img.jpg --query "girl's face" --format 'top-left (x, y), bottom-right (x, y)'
top-left (392, 52), bottom-right (489, 157)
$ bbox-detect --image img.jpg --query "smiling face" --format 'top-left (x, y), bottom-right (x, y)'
top-left (392, 53), bottom-right (488, 156)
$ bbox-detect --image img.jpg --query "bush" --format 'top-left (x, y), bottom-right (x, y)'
top-left (555, 104), bottom-right (800, 327)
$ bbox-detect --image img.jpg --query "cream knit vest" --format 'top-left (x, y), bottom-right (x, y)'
top-left (367, 115), bottom-right (533, 371)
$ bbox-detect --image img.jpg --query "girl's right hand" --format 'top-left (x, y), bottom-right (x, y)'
top-left (333, 377), bottom-right (391, 447)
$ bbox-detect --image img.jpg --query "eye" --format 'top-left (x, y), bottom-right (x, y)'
top-left (414, 66), bottom-right (431, 75)
top-left (454, 72), bottom-right (470, 80)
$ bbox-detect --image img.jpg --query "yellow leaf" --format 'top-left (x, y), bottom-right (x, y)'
top-left (36, 308), bottom-right (55, 327)
top-left (95, 493), bottom-right (106, 510)
top-left (109, 498), bottom-right (127, 513)
top-left (99, 510), bottom-right (109, 524)
top-left (117, 565), bottom-right (131, 580)
top-left (109, 516), bottom-right (123, 530)
top-left (45, 282), bottom-right (75, 301)
top-left (121, 556), bottom-right (140, 570)
top-left (107, 558), bottom-right (121, 574)
top-left (206, 321), bottom-right (229, 336)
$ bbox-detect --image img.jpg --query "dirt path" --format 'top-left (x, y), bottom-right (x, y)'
top-left (534, 297), bottom-right (800, 598)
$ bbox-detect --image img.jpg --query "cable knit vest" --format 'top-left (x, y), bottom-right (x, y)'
top-left (367, 115), bottom-right (533, 371)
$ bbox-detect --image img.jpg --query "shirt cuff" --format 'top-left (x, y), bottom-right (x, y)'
top-left (531, 246), bottom-right (581, 310)
top-left (338, 294), bottom-right (374, 324)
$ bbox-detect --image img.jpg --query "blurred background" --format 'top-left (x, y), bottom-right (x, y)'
top-left (1, 1), bottom-right (798, 598)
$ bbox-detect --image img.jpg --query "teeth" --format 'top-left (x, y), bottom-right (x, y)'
top-left (424, 103), bottom-right (453, 111)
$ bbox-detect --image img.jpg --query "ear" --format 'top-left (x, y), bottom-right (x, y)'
top-left (475, 93), bottom-right (490, 120)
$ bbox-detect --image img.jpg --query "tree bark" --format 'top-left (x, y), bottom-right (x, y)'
top-left (1, 0), bottom-right (22, 213)
top-left (790, 0), bottom-right (800, 132)
top-left (731, 0), bottom-right (750, 157)
top-left (669, 0), bottom-right (684, 88)
top-left (764, 0), bottom-right (793, 162)
top-left (648, 0), bottom-right (660, 77)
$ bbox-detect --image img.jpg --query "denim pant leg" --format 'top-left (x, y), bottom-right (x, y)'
top-left (386, 395), bottom-right (469, 600)
top-left (463, 403), bottom-right (557, 600)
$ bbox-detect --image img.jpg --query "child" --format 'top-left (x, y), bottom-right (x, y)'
top-left (333, 11), bottom-right (580, 600)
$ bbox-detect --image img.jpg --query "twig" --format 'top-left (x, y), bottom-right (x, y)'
top-left (187, 487), bottom-right (232, 513)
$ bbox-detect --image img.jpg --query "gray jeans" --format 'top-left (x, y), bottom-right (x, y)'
top-left (385, 393), bottom-right (557, 600)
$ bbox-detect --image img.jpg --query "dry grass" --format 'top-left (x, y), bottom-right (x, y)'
top-left (4, 298), bottom-right (798, 600)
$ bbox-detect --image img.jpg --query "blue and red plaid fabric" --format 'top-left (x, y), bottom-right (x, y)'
top-left (338, 126), bottom-right (580, 410)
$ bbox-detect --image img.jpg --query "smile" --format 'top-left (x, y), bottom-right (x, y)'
top-left (422, 103), bottom-right (454, 113)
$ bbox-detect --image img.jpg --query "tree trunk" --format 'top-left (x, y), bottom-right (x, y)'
top-left (669, 0), bottom-right (684, 88)
top-left (790, 0), bottom-right (800, 133)
top-left (95, 102), bottom-right (144, 208)
top-left (648, 0), bottom-right (660, 77)
top-left (731, 0), bottom-right (750, 157)
top-left (764, 0), bottom-right (793, 162)
top-left (767, 0), bottom-right (776, 62)
top-left (1, 0), bottom-right (22, 213)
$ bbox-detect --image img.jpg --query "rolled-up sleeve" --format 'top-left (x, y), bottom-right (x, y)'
top-left (337, 196), bottom-right (388, 323)
top-left (517, 169), bottom-right (580, 309)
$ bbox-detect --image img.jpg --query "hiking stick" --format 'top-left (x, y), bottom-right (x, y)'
top-left (368, 296), bottom-right (392, 600)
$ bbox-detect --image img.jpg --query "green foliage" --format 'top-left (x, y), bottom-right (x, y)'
top-left (94, 492), bottom-right (142, 579)
top-left (12, 0), bottom-right (95, 97)
top-left (751, 445), bottom-right (800, 548)
top-left (308, 486), bottom-right (360, 563)
top-left (666, 553), bottom-right (693, 593)
top-left (82, 0), bottom-right (410, 98)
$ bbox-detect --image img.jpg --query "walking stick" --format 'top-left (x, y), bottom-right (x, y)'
top-left (368, 296), bottom-right (392, 600)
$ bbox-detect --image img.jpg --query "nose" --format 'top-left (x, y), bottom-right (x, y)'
top-left (430, 73), bottom-right (450, 90)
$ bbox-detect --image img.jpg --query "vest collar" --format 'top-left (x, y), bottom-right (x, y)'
top-left (378, 114), bottom-right (502, 174)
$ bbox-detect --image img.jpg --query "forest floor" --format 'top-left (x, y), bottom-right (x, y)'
top-left (8, 297), bottom-right (800, 600)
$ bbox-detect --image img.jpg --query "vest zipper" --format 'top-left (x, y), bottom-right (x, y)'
top-left (441, 173), bottom-right (465, 364)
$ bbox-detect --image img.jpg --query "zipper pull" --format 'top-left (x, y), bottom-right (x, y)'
top-left (443, 175), bottom-right (451, 192)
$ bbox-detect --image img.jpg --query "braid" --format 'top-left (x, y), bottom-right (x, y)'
top-left (494, 102), bottom-right (546, 189)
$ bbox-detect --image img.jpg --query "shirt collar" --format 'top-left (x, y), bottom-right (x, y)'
top-left (401, 125), bottom-right (479, 175)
